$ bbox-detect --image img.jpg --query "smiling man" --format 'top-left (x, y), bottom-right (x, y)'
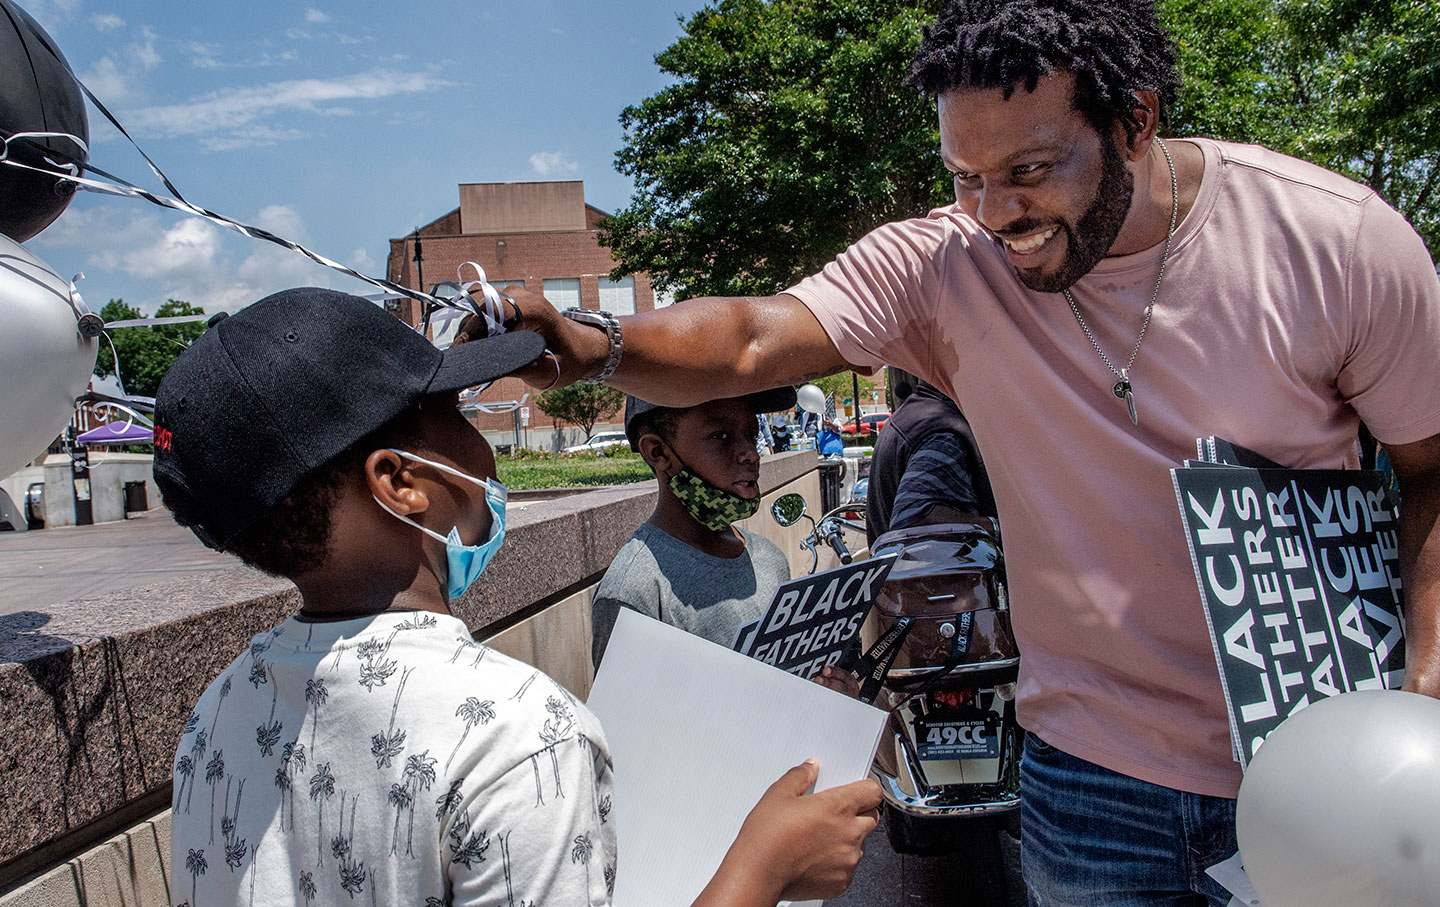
top-left (506, 0), bottom-right (1440, 902)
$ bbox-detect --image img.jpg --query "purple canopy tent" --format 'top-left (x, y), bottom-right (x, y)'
top-left (77, 421), bottom-right (154, 445)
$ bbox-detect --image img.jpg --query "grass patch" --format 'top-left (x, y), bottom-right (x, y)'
top-left (496, 449), bottom-right (653, 491)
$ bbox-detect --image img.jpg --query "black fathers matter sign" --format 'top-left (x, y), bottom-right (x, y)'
top-left (734, 555), bottom-right (898, 680)
top-left (1173, 462), bottom-right (1404, 768)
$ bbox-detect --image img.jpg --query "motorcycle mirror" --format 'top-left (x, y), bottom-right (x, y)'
top-left (770, 493), bottom-right (807, 527)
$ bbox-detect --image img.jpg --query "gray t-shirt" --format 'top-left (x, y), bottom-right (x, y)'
top-left (592, 522), bottom-right (791, 668)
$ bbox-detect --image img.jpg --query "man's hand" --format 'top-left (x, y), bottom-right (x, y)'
top-left (814, 665), bottom-right (862, 698)
top-left (499, 286), bottom-right (852, 407)
top-left (693, 759), bottom-right (881, 907)
top-left (497, 285), bottom-right (609, 388)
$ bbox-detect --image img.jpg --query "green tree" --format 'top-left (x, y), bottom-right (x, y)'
top-left (600, 0), bottom-right (949, 299)
top-left (1161, 0), bottom-right (1440, 257)
top-left (93, 299), bottom-right (208, 398)
top-left (535, 384), bottom-right (625, 441)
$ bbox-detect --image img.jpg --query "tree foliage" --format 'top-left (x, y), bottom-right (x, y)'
top-left (93, 299), bottom-right (207, 398)
top-left (1162, 0), bottom-right (1440, 257)
top-left (600, 0), bottom-right (949, 299)
top-left (535, 384), bottom-right (626, 440)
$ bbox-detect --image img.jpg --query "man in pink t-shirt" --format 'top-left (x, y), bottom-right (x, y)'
top-left (504, 1), bottom-right (1440, 903)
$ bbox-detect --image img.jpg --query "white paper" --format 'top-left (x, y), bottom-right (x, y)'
top-left (587, 608), bottom-right (889, 907)
top-left (1205, 851), bottom-right (1263, 906)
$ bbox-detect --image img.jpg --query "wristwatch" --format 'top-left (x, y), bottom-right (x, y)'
top-left (561, 307), bottom-right (623, 384)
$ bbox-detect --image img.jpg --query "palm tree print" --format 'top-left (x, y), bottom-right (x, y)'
top-left (447, 812), bottom-right (490, 869)
top-left (248, 659), bottom-right (268, 688)
top-left (309, 763), bottom-right (335, 866)
top-left (510, 672), bottom-right (538, 701)
top-left (435, 780), bottom-right (463, 819)
top-left (402, 750), bottom-right (438, 855)
top-left (604, 863), bottom-right (616, 898)
top-left (222, 778), bottom-right (247, 871)
top-left (538, 695), bottom-right (574, 800)
top-left (298, 871), bottom-right (316, 905)
top-left (184, 710), bottom-right (200, 736)
top-left (174, 755), bottom-right (194, 811)
top-left (185, 729), bottom-right (208, 812)
top-left (185, 848), bottom-right (207, 906)
top-left (388, 781), bottom-right (414, 854)
top-left (571, 833), bottom-right (593, 897)
top-left (206, 676), bottom-right (232, 745)
top-left (445, 698), bottom-right (495, 770)
top-left (277, 740), bottom-right (308, 828)
top-left (370, 667), bottom-right (412, 768)
top-left (204, 749), bottom-right (224, 843)
top-left (598, 794), bottom-right (612, 825)
top-left (336, 793), bottom-right (366, 898)
top-left (356, 638), bottom-right (398, 691)
top-left (305, 678), bottom-right (328, 753)
top-left (257, 678), bottom-right (283, 758)
top-left (448, 638), bottom-right (486, 668)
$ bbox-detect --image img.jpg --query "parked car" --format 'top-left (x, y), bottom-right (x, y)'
top-left (842, 412), bottom-right (891, 434)
top-left (563, 431), bottom-right (630, 454)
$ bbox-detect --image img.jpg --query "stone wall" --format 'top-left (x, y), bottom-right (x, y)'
top-left (0, 452), bottom-right (823, 904)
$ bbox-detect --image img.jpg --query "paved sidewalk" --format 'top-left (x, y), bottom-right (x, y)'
top-left (0, 509), bottom-right (246, 615)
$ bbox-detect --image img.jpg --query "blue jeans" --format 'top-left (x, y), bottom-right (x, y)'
top-left (1020, 733), bottom-right (1237, 906)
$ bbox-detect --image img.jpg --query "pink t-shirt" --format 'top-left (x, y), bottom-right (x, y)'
top-left (788, 138), bottom-right (1440, 797)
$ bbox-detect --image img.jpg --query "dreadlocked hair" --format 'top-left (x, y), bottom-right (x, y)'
top-left (908, 0), bottom-right (1179, 147)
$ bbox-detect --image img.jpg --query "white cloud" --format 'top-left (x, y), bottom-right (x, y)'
top-left (349, 247), bottom-right (377, 272)
top-left (125, 71), bottom-right (454, 149)
top-left (30, 201), bottom-right (376, 315)
top-left (130, 27), bottom-right (161, 68)
top-left (80, 57), bottom-right (132, 104)
top-left (530, 151), bottom-right (578, 176)
top-left (90, 13), bottom-right (125, 31)
top-left (305, 8), bottom-right (331, 23)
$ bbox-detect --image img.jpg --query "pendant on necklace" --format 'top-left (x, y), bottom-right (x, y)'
top-left (1113, 373), bottom-right (1138, 426)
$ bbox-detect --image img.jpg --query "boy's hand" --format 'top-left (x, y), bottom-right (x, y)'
top-left (696, 759), bottom-right (881, 906)
top-left (814, 665), bottom-right (862, 698)
top-left (494, 285), bottom-right (608, 389)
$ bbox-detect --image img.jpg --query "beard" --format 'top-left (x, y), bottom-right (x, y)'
top-left (1011, 137), bottom-right (1134, 293)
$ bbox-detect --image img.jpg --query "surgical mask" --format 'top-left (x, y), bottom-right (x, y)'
top-left (668, 464), bottom-right (760, 532)
top-left (373, 449), bottom-right (507, 600)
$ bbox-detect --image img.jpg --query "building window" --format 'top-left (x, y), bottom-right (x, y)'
top-left (543, 278), bottom-right (581, 309)
top-left (653, 287), bottom-right (677, 309)
top-left (598, 276), bottom-right (636, 316)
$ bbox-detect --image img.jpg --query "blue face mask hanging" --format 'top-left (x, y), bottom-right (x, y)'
top-left (373, 449), bottom-right (508, 600)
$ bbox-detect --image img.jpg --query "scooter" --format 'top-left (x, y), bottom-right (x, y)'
top-left (771, 493), bottom-right (1020, 900)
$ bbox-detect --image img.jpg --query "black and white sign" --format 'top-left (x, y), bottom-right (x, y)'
top-left (734, 555), bottom-right (898, 680)
top-left (1174, 457), bottom-right (1405, 767)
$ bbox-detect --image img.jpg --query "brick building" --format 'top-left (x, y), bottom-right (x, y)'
top-left (385, 180), bottom-right (669, 450)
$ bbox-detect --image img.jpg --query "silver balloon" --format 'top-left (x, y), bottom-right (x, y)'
top-left (0, 235), bottom-right (97, 477)
top-left (796, 383), bottom-right (826, 415)
top-left (1236, 689), bottom-right (1440, 907)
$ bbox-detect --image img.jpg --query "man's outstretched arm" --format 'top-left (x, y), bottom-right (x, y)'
top-left (504, 287), bottom-right (853, 406)
top-left (1387, 432), bottom-right (1440, 699)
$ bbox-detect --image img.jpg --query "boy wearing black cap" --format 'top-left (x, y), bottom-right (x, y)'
top-left (591, 390), bottom-right (796, 668)
top-left (157, 289), bottom-right (877, 907)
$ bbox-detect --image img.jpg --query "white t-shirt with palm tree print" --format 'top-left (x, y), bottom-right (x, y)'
top-left (170, 611), bottom-right (616, 906)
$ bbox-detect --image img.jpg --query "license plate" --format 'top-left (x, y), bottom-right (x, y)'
top-left (914, 716), bottom-right (1000, 760)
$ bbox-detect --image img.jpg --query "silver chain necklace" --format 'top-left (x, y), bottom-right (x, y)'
top-left (1063, 137), bottom-right (1178, 427)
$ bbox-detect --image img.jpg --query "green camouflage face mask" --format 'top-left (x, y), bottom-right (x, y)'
top-left (669, 466), bottom-right (760, 532)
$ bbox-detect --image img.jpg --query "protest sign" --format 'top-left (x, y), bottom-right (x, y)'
top-left (1174, 459), bottom-right (1404, 767)
top-left (734, 554), bottom-right (898, 679)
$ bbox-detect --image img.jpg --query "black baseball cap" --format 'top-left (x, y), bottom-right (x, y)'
top-left (624, 386), bottom-right (798, 451)
top-left (153, 287), bottom-right (545, 549)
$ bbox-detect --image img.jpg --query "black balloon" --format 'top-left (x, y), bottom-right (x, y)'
top-left (0, 0), bottom-right (88, 242)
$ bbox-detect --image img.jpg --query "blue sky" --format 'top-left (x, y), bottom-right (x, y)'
top-left (21, 0), bottom-right (706, 315)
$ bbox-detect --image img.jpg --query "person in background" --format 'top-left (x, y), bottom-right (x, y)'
top-left (866, 380), bottom-right (996, 547)
top-left (591, 389), bottom-right (797, 668)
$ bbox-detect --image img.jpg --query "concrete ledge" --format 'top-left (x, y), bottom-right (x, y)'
top-left (0, 451), bottom-right (817, 880)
